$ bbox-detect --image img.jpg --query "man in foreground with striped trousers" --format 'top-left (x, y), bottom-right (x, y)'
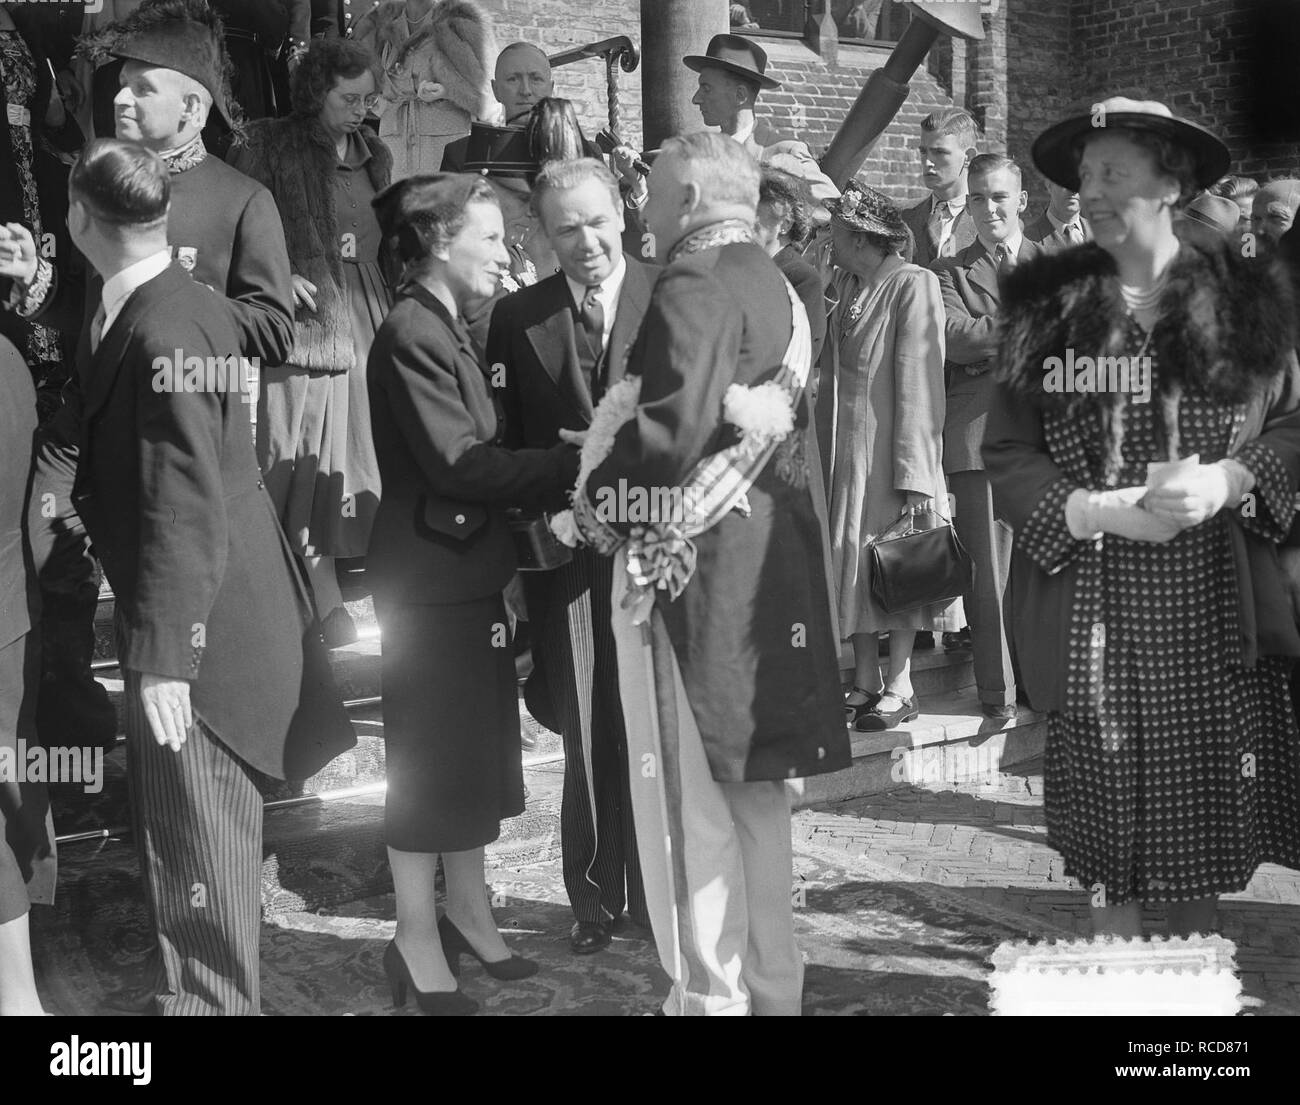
top-left (66, 139), bottom-right (352, 1015)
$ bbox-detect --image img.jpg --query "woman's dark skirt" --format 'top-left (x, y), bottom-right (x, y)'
top-left (378, 595), bottom-right (525, 853)
top-left (0, 631), bottom-right (56, 924)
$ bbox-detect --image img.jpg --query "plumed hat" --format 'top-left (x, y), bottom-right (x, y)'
top-left (79, 0), bottom-right (240, 131)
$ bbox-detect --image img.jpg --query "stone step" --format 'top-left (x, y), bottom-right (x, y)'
top-left (796, 689), bottom-right (1047, 808)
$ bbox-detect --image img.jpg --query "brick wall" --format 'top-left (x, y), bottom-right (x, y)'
top-left (476, 0), bottom-right (645, 148)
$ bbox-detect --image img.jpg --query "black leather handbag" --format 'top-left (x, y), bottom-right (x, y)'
top-left (507, 509), bottom-right (573, 571)
top-left (869, 508), bottom-right (971, 615)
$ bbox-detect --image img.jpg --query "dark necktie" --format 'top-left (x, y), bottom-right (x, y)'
top-left (89, 300), bottom-right (107, 354)
top-left (579, 284), bottom-right (604, 355)
top-left (995, 243), bottom-right (1014, 272)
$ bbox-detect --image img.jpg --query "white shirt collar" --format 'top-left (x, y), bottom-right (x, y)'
top-left (933, 192), bottom-right (967, 215)
top-left (978, 226), bottom-right (1024, 263)
top-left (100, 249), bottom-right (173, 335)
top-left (731, 116), bottom-right (756, 147)
top-left (1046, 208), bottom-right (1083, 234)
top-left (564, 253), bottom-right (627, 346)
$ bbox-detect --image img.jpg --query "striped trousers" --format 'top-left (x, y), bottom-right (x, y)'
top-left (527, 548), bottom-right (647, 926)
top-left (123, 670), bottom-right (264, 1016)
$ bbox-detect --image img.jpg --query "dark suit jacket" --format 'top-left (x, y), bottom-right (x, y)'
top-left (901, 195), bottom-right (979, 269)
top-left (587, 240), bottom-right (848, 783)
top-left (366, 281), bottom-right (578, 606)
top-left (0, 336), bottom-right (36, 651)
top-left (1024, 210), bottom-right (1091, 253)
top-left (933, 236), bottom-right (1043, 473)
top-left (488, 258), bottom-right (654, 448)
top-left (69, 265), bottom-right (353, 780)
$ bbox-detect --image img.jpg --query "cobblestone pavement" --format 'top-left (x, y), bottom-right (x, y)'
top-left (794, 755), bottom-right (1300, 1013)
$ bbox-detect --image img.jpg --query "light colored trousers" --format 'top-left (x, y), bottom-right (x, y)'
top-left (611, 551), bottom-right (804, 1016)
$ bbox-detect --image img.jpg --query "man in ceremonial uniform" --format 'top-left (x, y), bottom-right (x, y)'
top-left (900, 108), bottom-right (980, 267)
top-left (0, 0), bottom-right (294, 763)
top-left (580, 132), bottom-right (849, 1015)
top-left (64, 139), bottom-right (352, 1014)
top-left (933, 154), bottom-right (1040, 721)
top-left (488, 158), bottom-right (655, 954)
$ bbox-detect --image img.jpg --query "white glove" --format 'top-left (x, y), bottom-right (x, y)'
top-left (1065, 486), bottom-right (1183, 543)
top-left (1142, 459), bottom-right (1254, 529)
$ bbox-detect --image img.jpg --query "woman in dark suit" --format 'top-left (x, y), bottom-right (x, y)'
top-left (367, 173), bottom-right (577, 1014)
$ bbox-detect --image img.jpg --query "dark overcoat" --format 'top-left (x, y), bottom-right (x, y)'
top-left (587, 240), bottom-right (849, 783)
top-left (69, 265), bottom-right (354, 781)
top-left (365, 281), bottom-right (578, 607)
top-left (933, 236), bottom-right (1042, 474)
top-left (983, 233), bottom-right (1300, 714)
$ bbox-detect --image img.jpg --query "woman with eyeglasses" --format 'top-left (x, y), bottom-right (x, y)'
top-left (229, 37), bottom-right (397, 646)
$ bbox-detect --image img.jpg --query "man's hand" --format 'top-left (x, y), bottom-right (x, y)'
top-left (0, 222), bottom-right (39, 285)
top-left (139, 674), bottom-right (194, 751)
top-left (1280, 547), bottom-right (1300, 625)
top-left (291, 274), bottom-right (318, 312)
top-left (559, 427), bottom-right (588, 447)
top-left (609, 144), bottom-right (644, 186)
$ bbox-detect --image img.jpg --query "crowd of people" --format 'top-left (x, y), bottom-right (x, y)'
top-left (1, 0), bottom-right (1299, 1018)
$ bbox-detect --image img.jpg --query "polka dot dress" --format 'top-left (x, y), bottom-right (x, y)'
top-left (1044, 391), bottom-right (1300, 906)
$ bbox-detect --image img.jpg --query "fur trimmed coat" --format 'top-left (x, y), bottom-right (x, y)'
top-left (228, 116), bottom-right (393, 373)
top-left (353, 1), bottom-right (496, 177)
top-left (982, 230), bottom-right (1300, 712)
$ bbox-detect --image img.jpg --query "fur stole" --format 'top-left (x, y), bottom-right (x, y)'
top-left (230, 117), bottom-right (393, 373)
top-left (353, 0), bottom-right (496, 120)
top-left (995, 228), bottom-right (1296, 475)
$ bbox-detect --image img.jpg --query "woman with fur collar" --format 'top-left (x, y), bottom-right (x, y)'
top-left (352, 0), bottom-right (496, 180)
top-left (984, 98), bottom-right (1300, 940)
top-left (228, 38), bottom-right (396, 646)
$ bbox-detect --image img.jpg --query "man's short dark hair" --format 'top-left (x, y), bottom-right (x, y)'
top-left (968, 153), bottom-right (1022, 188)
top-left (69, 138), bottom-right (170, 229)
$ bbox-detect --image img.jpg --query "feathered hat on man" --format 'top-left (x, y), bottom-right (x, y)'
top-left (77, 0), bottom-right (243, 134)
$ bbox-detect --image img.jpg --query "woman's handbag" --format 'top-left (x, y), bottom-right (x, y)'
top-left (869, 507), bottom-right (971, 615)
top-left (507, 509), bottom-right (573, 571)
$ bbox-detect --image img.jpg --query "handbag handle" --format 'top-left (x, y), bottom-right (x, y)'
top-left (872, 506), bottom-right (950, 545)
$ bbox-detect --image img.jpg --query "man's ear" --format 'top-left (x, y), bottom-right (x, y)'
top-left (180, 91), bottom-right (209, 129)
top-left (1016, 189), bottom-right (1028, 215)
top-left (683, 180), bottom-right (702, 217)
top-left (963, 145), bottom-right (978, 171)
top-left (490, 78), bottom-right (501, 104)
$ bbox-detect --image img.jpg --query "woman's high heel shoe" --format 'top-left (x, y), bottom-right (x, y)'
top-left (439, 915), bottom-right (539, 981)
top-left (382, 940), bottom-right (479, 1015)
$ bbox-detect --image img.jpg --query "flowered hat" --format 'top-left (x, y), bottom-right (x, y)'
top-left (1032, 96), bottom-right (1229, 192)
top-left (826, 180), bottom-right (908, 238)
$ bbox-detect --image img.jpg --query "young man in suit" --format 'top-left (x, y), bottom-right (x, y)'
top-left (582, 132), bottom-right (850, 1015)
top-left (900, 108), bottom-right (980, 268)
top-left (487, 158), bottom-right (654, 954)
top-left (0, 0), bottom-right (294, 770)
top-left (1024, 178), bottom-right (1090, 252)
top-left (933, 153), bottom-right (1040, 720)
top-left (64, 139), bottom-right (352, 1015)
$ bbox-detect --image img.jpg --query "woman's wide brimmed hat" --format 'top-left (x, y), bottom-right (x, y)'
top-left (683, 33), bottom-right (781, 91)
top-left (1032, 96), bottom-right (1230, 192)
top-left (826, 180), bottom-right (908, 239)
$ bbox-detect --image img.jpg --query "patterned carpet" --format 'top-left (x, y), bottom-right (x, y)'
top-left (34, 818), bottom-right (1074, 1016)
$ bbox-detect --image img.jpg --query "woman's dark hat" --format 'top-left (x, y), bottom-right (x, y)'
top-left (683, 33), bottom-right (781, 91)
top-left (372, 173), bottom-right (481, 260)
top-left (1032, 96), bottom-right (1230, 192)
top-left (79, 0), bottom-right (238, 129)
top-left (826, 180), bottom-right (908, 239)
